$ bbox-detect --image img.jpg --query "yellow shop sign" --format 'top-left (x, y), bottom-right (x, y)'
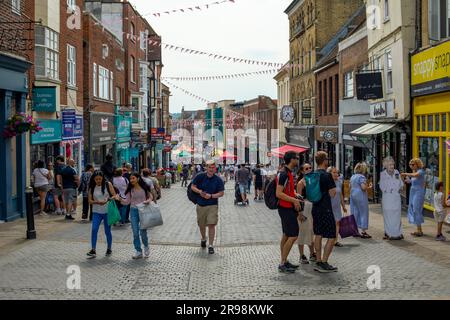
top-left (411, 40), bottom-right (450, 97)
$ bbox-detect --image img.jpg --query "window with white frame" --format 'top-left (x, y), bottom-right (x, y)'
top-left (139, 63), bottom-right (148, 91)
top-left (140, 31), bottom-right (148, 51)
top-left (131, 97), bottom-right (140, 124)
top-left (384, 0), bottom-right (390, 20)
top-left (130, 23), bottom-right (135, 41)
top-left (130, 56), bottom-right (135, 83)
top-left (386, 50), bottom-right (393, 91)
top-left (67, 0), bottom-right (76, 11)
top-left (428, 0), bottom-right (450, 42)
top-left (12, 0), bottom-right (20, 14)
top-left (93, 63), bottom-right (97, 97)
top-left (67, 45), bottom-right (76, 86)
top-left (110, 71), bottom-right (114, 101)
top-left (98, 66), bottom-right (110, 100)
top-left (35, 26), bottom-right (59, 80)
top-left (142, 109), bottom-right (148, 132)
top-left (344, 71), bottom-right (354, 98)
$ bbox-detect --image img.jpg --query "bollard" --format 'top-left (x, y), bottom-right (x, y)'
top-left (25, 187), bottom-right (36, 239)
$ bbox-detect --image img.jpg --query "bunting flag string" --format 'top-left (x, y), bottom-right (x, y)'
top-left (162, 81), bottom-right (212, 104)
top-left (142, 0), bottom-right (236, 18)
top-left (161, 69), bottom-right (278, 81)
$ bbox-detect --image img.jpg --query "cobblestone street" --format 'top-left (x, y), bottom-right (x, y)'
top-left (1, 183), bottom-right (450, 300)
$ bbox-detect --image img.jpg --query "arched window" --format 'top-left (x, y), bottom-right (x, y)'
top-left (308, 41), bottom-right (313, 70)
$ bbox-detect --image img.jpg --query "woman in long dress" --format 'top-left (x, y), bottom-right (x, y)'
top-left (379, 157), bottom-right (404, 240)
top-left (328, 167), bottom-right (347, 247)
top-left (350, 162), bottom-right (372, 238)
top-left (401, 158), bottom-right (426, 237)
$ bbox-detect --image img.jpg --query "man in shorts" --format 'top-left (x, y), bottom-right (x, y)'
top-left (191, 160), bottom-right (225, 254)
top-left (311, 151), bottom-right (338, 273)
top-left (237, 164), bottom-right (250, 205)
top-left (61, 158), bottom-right (79, 221)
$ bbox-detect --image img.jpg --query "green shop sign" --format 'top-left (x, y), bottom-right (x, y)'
top-left (32, 87), bottom-right (57, 112)
top-left (116, 115), bottom-right (132, 140)
top-left (31, 119), bottom-right (62, 144)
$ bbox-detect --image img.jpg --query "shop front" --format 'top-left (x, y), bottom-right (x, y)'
top-left (116, 114), bottom-right (132, 166)
top-left (285, 126), bottom-right (314, 164)
top-left (0, 53), bottom-right (31, 221)
top-left (315, 126), bottom-right (338, 167)
top-left (89, 113), bottom-right (116, 169)
top-left (341, 124), bottom-right (372, 179)
top-left (30, 119), bottom-right (62, 168)
top-left (411, 40), bottom-right (450, 211)
top-left (61, 109), bottom-right (83, 172)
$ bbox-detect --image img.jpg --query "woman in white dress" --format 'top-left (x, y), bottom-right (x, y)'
top-left (379, 157), bottom-right (404, 240)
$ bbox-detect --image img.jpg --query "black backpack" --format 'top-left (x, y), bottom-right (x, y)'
top-left (264, 173), bottom-right (288, 210)
top-left (187, 173), bottom-right (206, 205)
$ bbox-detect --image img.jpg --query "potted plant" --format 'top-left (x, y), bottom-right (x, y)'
top-left (2, 112), bottom-right (42, 138)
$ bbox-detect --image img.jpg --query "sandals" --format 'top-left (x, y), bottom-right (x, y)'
top-left (411, 232), bottom-right (424, 237)
top-left (383, 234), bottom-right (389, 240)
top-left (361, 232), bottom-right (372, 239)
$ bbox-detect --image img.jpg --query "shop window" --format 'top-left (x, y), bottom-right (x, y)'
top-left (443, 138), bottom-right (447, 192)
top-left (428, 115), bottom-right (433, 131)
top-left (435, 114), bottom-right (440, 131)
top-left (419, 137), bottom-right (440, 207)
top-left (422, 116), bottom-right (426, 131)
top-left (416, 116), bottom-right (421, 132)
top-left (443, 114), bottom-right (447, 131)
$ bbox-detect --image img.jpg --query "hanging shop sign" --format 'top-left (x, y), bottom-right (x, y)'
top-left (74, 116), bottom-right (83, 138)
top-left (356, 72), bottom-right (383, 100)
top-left (116, 115), bottom-right (132, 140)
top-left (151, 127), bottom-right (165, 140)
top-left (32, 87), bottom-right (57, 112)
top-left (62, 109), bottom-right (83, 140)
top-left (31, 119), bottom-right (62, 144)
top-left (411, 40), bottom-right (450, 97)
top-left (370, 100), bottom-right (395, 119)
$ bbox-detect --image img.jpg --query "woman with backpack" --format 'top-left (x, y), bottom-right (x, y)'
top-left (296, 163), bottom-right (317, 264)
top-left (328, 167), bottom-right (347, 247)
top-left (87, 170), bottom-right (117, 259)
top-left (32, 160), bottom-right (53, 216)
top-left (350, 162), bottom-right (372, 239)
top-left (118, 173), bottom-right (153, 259)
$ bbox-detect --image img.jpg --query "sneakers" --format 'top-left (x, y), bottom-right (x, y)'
top-left (144, 247), bottom-right (150, 258)
top-left (132, 251), bottom-right (143, 259)
top-left (65, 214), bottom-right (75, 221)
top-left (285, 261), bottom-right (300, 269)
top-left (87, 249), bottom-right (96, 259)
top-left (309, 254), bottom-right (317, 263)
top-left (300, 255), bottom-right (309, 264)
top-left (335, 242), bottom-right (344, 247)
top-left (278, 263), bottom-right (296, 273)
top-left (208, 246), bottom-right (215, 254)
top-left (105, 249), bottom-right (112, 256)
top-left (201, 239), bottom-right (207, 248)
top-left (436, 234), bottom-right (446, 241)
top-left (314, 262), bottom-right (338, 273)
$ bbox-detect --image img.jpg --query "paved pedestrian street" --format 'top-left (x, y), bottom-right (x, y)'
top-left (1, 183), bottom-right (450, 300)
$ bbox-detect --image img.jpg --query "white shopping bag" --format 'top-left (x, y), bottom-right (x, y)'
top-left (136, 202), bottom-right (163, 230)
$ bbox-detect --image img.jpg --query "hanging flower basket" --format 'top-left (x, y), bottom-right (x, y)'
top-left (2, 113), bottom-right (43, 138)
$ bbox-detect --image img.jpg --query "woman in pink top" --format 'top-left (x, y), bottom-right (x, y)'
top-left (118, 173), bottom-right (153, 259)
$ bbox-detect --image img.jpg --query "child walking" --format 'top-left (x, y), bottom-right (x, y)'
top-left (433, 182), bottom-right (447, 241)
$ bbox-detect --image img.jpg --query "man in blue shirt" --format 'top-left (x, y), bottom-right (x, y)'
top-left (191, 160), bottom-right (225, 254)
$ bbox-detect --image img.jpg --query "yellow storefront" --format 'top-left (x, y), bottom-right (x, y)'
top-left (411, 40), bottom-right (450, 211)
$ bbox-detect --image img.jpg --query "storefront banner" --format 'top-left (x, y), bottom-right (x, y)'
top-left (116, 141), bottom-right (130, 150)
top-left (74, 116), bottom-right (83, 137)
top-left (117, 115), bottom-right (132, 140)
top-left (32, 87), bottom-right (57, 112)
top-left (91, 113), bottom-right (116, 146)
top-left (62, 110), bottom-right (76, 140)
top-left (411, 40), bottom-right (450, 97)
top-left (31, 119), bottom-right (62, 144)
top-left (151, 128), bottom-right (165, 140)
top-left (356, 72), bottom-right (383, 100)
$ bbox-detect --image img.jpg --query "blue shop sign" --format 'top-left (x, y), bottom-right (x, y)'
top-left (74, 116), bottom-right (83, 137)
top-left (62, 110), bottom-right (82, 140)
top-left (31, 119), bottom-right (62, 144)
top-left (33, 87), bottom-right (57, 112)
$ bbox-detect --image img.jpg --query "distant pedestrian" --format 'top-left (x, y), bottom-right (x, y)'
top-left (113, 168), bottom-right (129, 226)
top-left (433, 182), bottom-right (447, 241)
top-left (61, 158), bottom-right (80, 221)
top-left (32, 160), bottom-right (52, 216)
top-left (328, 167), bottom-right (347, 247)
top-left (54, 156), bottom-right (66, 216)
top-left (119, 173), bottom-right (153, 259)
top-left (379, 157), bottom-right (403, 240)
top-left (47, 162), bottom-right (61, 215)
top-left (191, 160), bottom-right (225, 254)
top-left (350, 162), bottom-right (371, 238)
top-left (101, 154), bottom-right (116, 182)
top-left (79, 164), bottom-right (94, 221)
top-left (237, 164), bottom-right (250, 205)
top-left (253, 164), bottom-right (264, 201)
top-left (142, 169), bottom-right (157, 202)
top-left (310, 151), bottom-right (338, 273)
top-left (181, 165), bottom-right (189, 187)
top-left (86, 170), bottom-right (116, 259)
top-left (276, 151), bottom-right (303, 273)
top-left (401, 158), bottom-right (426, 237)
top-left (296, 163), bottom-right (316, 264)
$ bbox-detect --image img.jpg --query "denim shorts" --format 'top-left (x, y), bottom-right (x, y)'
top-left (238, 184), bottom-right (248, 194)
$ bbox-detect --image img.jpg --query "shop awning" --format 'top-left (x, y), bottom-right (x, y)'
top-left (350, 123), bottom-right (396, 136)
top-left (271, 144), bottom-right (308, 158)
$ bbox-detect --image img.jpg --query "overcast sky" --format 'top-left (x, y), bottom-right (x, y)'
top-left (130, 0), bottom-right (293, 113)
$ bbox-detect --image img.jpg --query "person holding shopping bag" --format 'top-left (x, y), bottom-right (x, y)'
top-left (350, 162), bottom-right (372, 239)
top-left (328, 166), bottom-right (347, 247)
top-left (118, 173), bottom-right (153, 259)
top-left (379, 157), bottom-right (404, 240)
top-left (87, 171), bottom-right (117, 259)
